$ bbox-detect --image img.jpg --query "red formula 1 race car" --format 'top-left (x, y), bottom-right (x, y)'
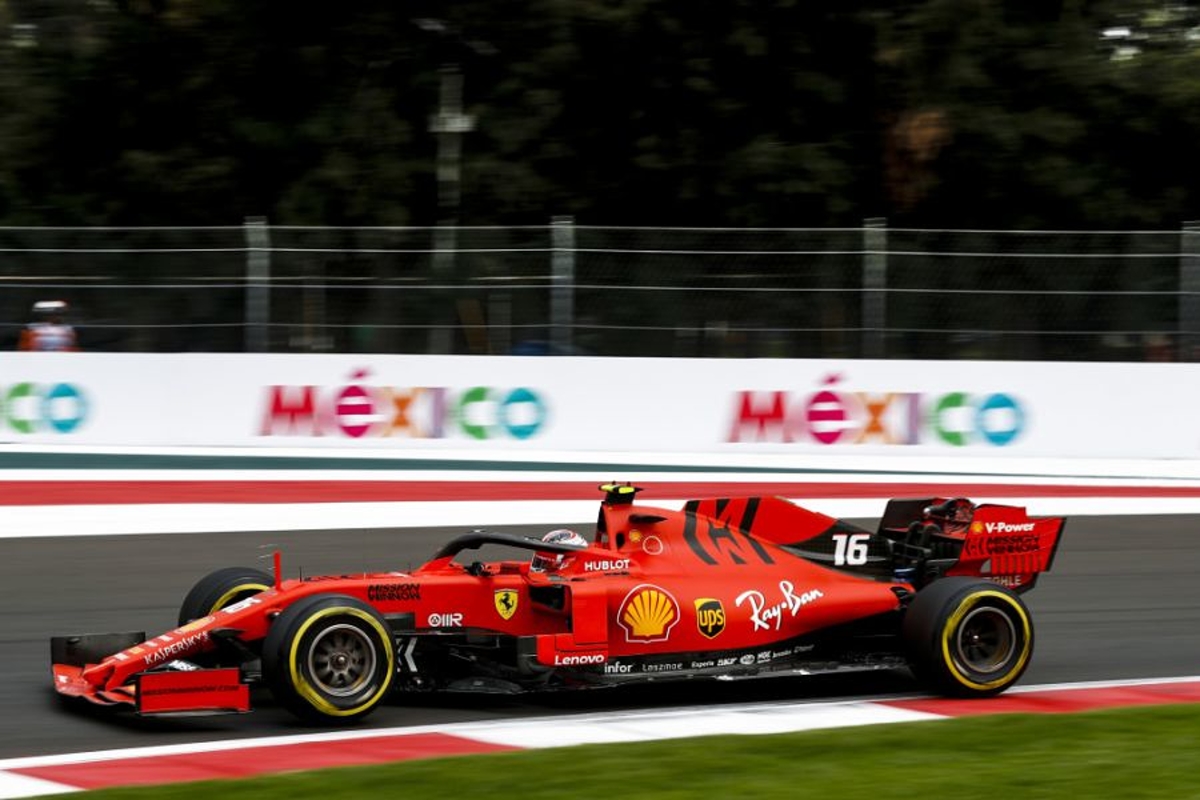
top-left (52, 484), bottom-right (1065, 723)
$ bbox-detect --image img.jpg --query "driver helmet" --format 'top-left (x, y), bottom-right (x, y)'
top-left (530, 528), bottom-right (587, 573)
top-left (31, 299), bottom-right (68, 322)
top-left (936, 498), bottom-right (975, 533)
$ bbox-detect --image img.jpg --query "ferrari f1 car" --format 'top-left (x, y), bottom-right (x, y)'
top-left (52, 484), bottom-right (1065, 723)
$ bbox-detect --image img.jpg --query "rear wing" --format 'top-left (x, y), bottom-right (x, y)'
top-left (946, 504), bottom-right (1066, 591)
top-left (879, 497), bottom-right (1065, 592)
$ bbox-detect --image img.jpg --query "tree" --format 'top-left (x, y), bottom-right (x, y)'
top-left (0, 0), bottom-right (1199, 228)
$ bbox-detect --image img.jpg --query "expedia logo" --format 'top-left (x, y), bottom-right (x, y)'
top-left (694, 598), bottom-right (725, 639)
top-left (617, 584), bottom-right (680, 643)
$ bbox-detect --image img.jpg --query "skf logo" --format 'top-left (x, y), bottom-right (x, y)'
top-left (494, 589), bottom-right (518, 620)
top-left (618, 584), bottom-right (680, 643)
top-left (694, 598), bottom-right (725, 639)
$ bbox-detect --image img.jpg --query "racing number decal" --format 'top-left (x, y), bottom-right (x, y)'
top-left (682, 498), bottom-right (774, 566)
top-left (832, 533), bottom-right (871, 566)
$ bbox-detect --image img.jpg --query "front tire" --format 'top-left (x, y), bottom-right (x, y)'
top-left (262, 594), bottom-right (395, 723)
top-left (903, 577), bottom-right (1033, 697)
top-left (178, 567), bottom-right (274, 626)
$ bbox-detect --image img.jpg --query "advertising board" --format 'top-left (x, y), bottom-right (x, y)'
top-left (0, 353), bottom-right (1191, 459)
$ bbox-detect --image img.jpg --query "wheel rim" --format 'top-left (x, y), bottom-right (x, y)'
top-left (306, 623), bottom-right (377, 697)
top-left (954, 605), bottom-right (1016, 674)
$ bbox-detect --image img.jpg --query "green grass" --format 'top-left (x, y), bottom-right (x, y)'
top-left (84, 704), bottom-right (1200, 799)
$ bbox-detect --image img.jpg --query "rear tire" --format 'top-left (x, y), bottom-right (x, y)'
top-left (178, 567), bottom-right (274, 626)
top-left (261, 594), bottom-right (395, 723)
top-left (903, 577), bottom-right (1033, 697)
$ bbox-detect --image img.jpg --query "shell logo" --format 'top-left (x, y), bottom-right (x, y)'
top-left (617, 584), bottom-right (680, 643)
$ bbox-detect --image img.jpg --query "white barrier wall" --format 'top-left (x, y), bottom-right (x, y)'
top-left (0, 353), bottom-right (1191, 458)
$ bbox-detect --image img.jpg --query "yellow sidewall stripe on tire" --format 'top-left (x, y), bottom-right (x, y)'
top-left (940, 589), bottom-right (1032, 692)
top-left (287, 606), bottom-right (394, 718)
top-left (210, 583), bottom-right (271, 614)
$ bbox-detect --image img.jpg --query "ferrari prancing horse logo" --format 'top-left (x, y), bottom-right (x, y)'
top-left (494, 589), bottom-right (519, 620)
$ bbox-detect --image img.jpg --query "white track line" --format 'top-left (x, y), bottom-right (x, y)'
top-left (2, 675), bottom-right (1197, 772)
top-left (3, 494), bottom-right (1200, 540)
top-left (2, 675), bottom-right (1196, 799)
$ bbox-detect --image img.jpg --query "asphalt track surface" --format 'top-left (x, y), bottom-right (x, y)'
top-left (3, 514), bottom-right (1199, 760)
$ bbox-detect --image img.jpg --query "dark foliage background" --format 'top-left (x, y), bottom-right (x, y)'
top-left (1, 1), bottom-right (1195, 228)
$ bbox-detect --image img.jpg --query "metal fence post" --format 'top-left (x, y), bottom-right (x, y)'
top-left (244, 217), bottom-right (270, 352)
top-left (863, 217), bottom-right (888, 359)
top-left (1181, 221), bottom-right (1200, 361)
top-left (551, 215), bottom-right (575, 355)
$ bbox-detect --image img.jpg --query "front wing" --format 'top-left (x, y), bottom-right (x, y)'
top-left (52, 632), bottom-right (250, 715)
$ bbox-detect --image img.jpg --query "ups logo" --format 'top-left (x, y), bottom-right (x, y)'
top-left (694, 598), bottom-right (726, 639)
